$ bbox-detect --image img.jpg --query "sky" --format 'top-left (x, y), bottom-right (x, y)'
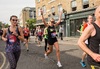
top-left (0, 0), bottom-right (35, 24)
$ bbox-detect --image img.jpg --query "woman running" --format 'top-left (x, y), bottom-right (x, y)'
top-left (2, 15), bottom-right (24, 69)
top-left (41, 10), bottom-right (62, 67)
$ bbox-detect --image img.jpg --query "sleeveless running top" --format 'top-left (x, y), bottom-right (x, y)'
top-left (47, 25), bottom-right (56, 38)
top-left (87, 23), bottom-right (100, 66)
top-left (6, 27), bottom-right (20, 52)
top-left (23, 28), bottom-right (29, 36)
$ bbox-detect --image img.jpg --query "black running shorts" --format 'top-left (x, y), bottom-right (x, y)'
top-left (47, 38), bottom-right (58, 45)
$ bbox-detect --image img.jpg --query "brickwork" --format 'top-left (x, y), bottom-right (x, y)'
top-left (35, 0), bottom-right (100, 22)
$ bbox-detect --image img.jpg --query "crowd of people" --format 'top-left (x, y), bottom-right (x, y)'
top-left (1, 6), bottom-right (100, 69)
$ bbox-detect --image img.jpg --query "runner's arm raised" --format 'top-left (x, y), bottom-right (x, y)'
top-left (41, 9), bottom-right (48, 27)
top-left (54, 12), bottom-right (62, 27)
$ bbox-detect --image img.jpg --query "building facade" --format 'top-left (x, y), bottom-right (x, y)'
top-left (19, 7), bottom-right (36, 27)
top-left (35, 0), bottom-right (100, 37)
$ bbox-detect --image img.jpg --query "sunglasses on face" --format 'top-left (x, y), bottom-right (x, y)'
top-left (11, 19), bottom-right (18, 22)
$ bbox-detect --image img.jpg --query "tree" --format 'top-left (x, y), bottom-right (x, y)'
top-left (4, 24), bottom-right (9, 28)
top-left (26, 18), bottom-right (36, 30)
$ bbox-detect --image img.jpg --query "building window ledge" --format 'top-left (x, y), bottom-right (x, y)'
top-left (48, 0), bottom-right (55, 4)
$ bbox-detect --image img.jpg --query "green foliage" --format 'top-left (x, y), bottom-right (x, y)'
top-left (4, 24), bottom-right (9, 28)
top-left (26, 18), bottom-right (36, 30)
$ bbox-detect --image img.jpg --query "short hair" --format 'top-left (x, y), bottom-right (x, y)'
top-left (10, 15), bottom-right (17, 20)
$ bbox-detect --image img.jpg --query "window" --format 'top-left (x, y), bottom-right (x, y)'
top-left (58, 4), bottom-right (62, 12)
top-left (71, 0), bottom-right (77, 11)
top-left (51, 7), bottom-right (55, 13)
top-left (29, 10), bottom-right (33, 18)
top-left (37, 0), bottom-right (40, 2)
top-left (83, 0), bottom-right (89, 9)
top-left (51, 7), bottom-right (55, 16)
top-left (38, 8), bottom-right (41, 16)
top-left (42, 5), bottom-right (46, 14)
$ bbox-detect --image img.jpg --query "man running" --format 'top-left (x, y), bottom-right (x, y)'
top-left (78, 6), bottom-right (100, 69)
top-left (80, 15), bottom-right (93, 67)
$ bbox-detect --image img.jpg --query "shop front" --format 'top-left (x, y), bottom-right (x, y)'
top-left (66, 8), bottom-right (95, 37)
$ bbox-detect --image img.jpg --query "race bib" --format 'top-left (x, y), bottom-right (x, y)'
top-left (51, 32), bottom-right (56, 38)
top-left (8, 35), bottom-right (17, 45)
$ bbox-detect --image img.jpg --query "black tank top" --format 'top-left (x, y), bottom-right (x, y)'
top-left (47, 25), bottom-right (56, 39)
top-left (87, 23), bottom-right (100, 66)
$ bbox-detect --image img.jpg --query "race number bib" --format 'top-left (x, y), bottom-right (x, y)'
top-left (8, 35), bottom-right (17, 45)
top-left (51, 32), bottom-right (56, 38)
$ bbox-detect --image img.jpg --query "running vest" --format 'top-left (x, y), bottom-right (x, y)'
top-left (23, 28), bottom-right (29, 36)
top-left (44, 28), bottom-right (48, 39)
top-left (37, 29), bottom-right (42, 36)
top-left (87, 23), bottom-right (100, 66)
top-left (47, 25), bottom-right (56, 38)
top-left (6, 27), bottom-right (20, 52)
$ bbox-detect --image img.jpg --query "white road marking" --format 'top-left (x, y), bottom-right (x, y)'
top-left (0, 52), bottom-right (6, 69)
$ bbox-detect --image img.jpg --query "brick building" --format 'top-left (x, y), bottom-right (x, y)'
top-left (19, 7), bottom-right (36, 27)
top-left (35, 0), bottom-right (100, 37)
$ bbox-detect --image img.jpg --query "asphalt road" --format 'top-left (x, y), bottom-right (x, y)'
top-left (0, 36), bottom-right (90, 69)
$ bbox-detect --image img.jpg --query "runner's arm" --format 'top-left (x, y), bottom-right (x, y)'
top-left (2, 28), bottom-right (7, 41)
top-left (78, 25), bottom-right (100, 62)
top-left (41, 9), bottom-right (48, 27)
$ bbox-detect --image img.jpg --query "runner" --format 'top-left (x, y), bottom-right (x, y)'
top-left (43, 27), bottom-right (48, 52)
top-left (37, 26), bottom-right (43, 47)
top-left (41, 9), bottom-right (62, 67)
top-left (34, 26), bottom-right (38, 43)
top-left (78, 6), bottom-right (100, 69)
top-left (59, 25), bottom-right (64, 40)
top-left (0, 29), bottom-right (3, 40)
top-left (23, 25), bottom-right (30, 51)
top-left (79, 15), bottom-right (93, 67)
top-left (2, 15), bottom-right (24, 69)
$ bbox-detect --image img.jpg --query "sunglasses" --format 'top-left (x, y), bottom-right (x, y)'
top-left (11, 19), bottom-right (18, 22)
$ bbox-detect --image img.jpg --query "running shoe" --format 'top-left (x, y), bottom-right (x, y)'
top-left (57, 62), bottom-right (62, 67)
top-left (44, 54), bottom-right (48, 59)
top-left (80, 61), bottom-right (86, 67)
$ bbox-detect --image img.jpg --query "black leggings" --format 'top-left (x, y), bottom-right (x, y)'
top-left (6, 51), bottom-right (21, 69)
top-left (44, 39), bottom-right (48, 52)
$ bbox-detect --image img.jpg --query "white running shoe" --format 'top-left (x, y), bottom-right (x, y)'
top-left (57, 62), bottom-right (62, 67)
top-left (44, 54), bottom-right (48, 59)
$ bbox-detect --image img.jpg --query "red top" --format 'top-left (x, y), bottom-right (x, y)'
top-left (83, 23), bottom-right (88, 31)
top-left (23, 28), bottom-right (29, 36)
